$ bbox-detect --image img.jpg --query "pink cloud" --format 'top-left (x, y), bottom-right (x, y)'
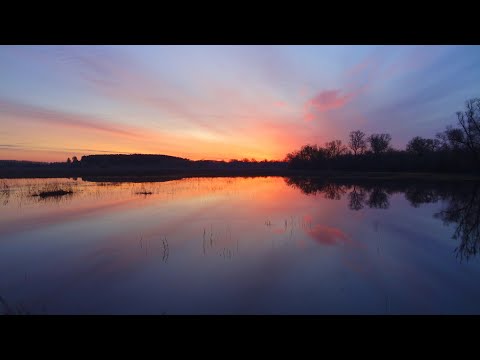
top-left (309, 90), bottom-right (352, 112)
top-left (303, 89), bottom-right (355, 121)
top-left (303, 112), bottom-right (315, 122)
top-left (303, 53), bottom-right (397, 122)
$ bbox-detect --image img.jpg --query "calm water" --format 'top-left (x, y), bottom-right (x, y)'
top-left (1, 176), bottom-right (479, 314)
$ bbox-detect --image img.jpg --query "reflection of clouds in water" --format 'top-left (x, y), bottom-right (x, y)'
top-left (0, 196), bottom-right (144, 238)
top-left (2, 176), bottom-right (480, 313)
top-left (287, 176), bottom-right (480, 261)
top-left (3, 176), bottom-right (480, 266)
top-left (306, 224), bottom-right (352, 246)
top-left (300, 213), bottom-right (361, 249)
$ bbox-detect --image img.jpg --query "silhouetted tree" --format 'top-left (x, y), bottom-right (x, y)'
top-left (72, 156), bottom-right (79, 164)
top-left (285, 144), bottom-right (325, 169)
top-left (66, 157), bottom-right (72, 165)
top-left (324, 140), bottom-right (348, 158)
top-left (368, 133), bottom-right (392, 154)
top-left (456, 98), bottom-right (480, 165)
top-left (348, 130), bottom-right (367, 156)
top-left (406, 136), bottom-right (439, 156)
top-left (436, 126), bottom-right (466, 151)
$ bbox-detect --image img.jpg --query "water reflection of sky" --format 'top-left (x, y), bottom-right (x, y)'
top-left (1, 177), bottom-right (479, 314)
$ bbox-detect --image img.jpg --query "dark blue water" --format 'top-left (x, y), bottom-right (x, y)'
top-left (0, 177), bottom-right (479, 314)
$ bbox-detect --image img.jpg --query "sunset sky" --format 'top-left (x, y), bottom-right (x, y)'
top-left (1, 45), bottom-right (479, 162)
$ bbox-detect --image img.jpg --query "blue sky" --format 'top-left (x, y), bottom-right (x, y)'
top-left (0, 45), bottom-right (479, 161)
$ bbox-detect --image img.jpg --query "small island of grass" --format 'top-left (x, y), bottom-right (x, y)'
top-left (32, 189), bottom-right (74, 198)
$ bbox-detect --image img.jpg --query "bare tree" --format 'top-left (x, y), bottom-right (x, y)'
top-left (348, 130), bottom-right (367, 156)
top-left (368, 133), bottom-right (392, 154)
top-left (436, 126), bottom-right (466, 151)
top-left (406, 136), bottom-right (439, 156)
top-left (324, 140), bottom-right (347, 158)
top-left (456, 98), bottom-right (480, 164)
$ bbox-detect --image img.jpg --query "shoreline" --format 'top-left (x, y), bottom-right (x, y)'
top-left (1, 168), bottom-right (479, 181)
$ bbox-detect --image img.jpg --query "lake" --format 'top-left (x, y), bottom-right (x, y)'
top-left (1, 176), bottom-right (479, 314)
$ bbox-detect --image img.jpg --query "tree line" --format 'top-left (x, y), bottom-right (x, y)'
top-left (64, 154), bottom-right (286, 170)
top-left (285, 97), bottom-right (480, 173)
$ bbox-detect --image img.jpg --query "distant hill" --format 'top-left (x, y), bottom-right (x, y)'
top-left (80, 154), bottom-right (192, 168)
top-left (0, 154), bottom-right (288, 177)
top-left (79, 154), bottom-right (286, 170)
top-left (0, 160), bottom-right (50, 168)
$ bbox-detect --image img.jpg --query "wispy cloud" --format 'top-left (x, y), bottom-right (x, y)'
top-left (0, 143), bottom-right (132, 154)
top-left (0, 144), bottom-right (18, 148)
top-left (47, 46), bottom-right (305, 138)
top-left (51, 46), bottom-right (247, 136)
top-left (302, 46), bottom-right (455, 126)
top-left (0, 97), bottom-right (144, 139)
top-left (2, 45), bottom-right (479, 161)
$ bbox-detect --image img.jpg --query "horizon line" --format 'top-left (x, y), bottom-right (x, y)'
top-left (0, 153), bottom-right (286, 164)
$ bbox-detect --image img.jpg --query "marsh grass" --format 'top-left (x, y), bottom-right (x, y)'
top-left (135, 184), bottom-right (153, 195)
top-left (1, 181), bottom-right (9, 193)
top-left (0, 181), bottom-right (10, 205)
top-left (97, 182), bottom-right (123, 187)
